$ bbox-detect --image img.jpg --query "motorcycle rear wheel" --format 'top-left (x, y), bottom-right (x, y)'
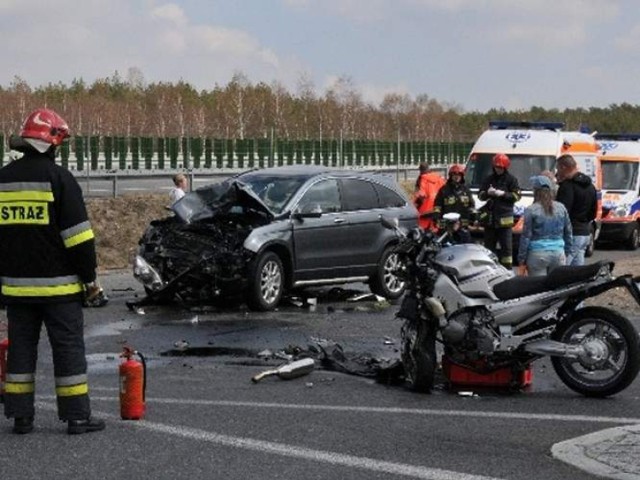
top-left (551, 307), bottom-right (640, 397)
top-left (401, 319), bottom-right (437, 393)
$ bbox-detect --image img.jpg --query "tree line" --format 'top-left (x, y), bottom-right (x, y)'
top-left (2, 70), bottom-right (639, 144)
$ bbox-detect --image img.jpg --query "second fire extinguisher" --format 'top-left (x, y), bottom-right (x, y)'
top-left (119, 346), bottom-right (146, 420)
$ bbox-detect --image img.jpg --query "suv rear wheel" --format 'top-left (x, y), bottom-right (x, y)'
top-left (247, 251), bottom-right (284, 311)
top-left (370, 246), bottom-right (405, 300)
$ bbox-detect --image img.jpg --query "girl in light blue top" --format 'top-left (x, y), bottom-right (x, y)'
top-left (517, 175), bottom-right (572, 277)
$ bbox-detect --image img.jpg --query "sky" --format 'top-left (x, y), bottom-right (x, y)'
top-left (1, 0), bottom-right (639, 112)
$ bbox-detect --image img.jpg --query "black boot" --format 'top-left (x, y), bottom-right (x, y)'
top-left (13, 417), bottom-right (34, 434)
top-left (67, 417), bottom-right (105, 435)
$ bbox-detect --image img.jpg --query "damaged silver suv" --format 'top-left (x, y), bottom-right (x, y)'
top-left (133, 166), bottom-right (418, 310)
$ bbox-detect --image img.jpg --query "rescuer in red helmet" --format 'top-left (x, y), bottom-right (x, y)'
top-left (433, 164), bottom-right (476, 235)
top-left (0, 108), bottom-right (105, 434)
top-left (477, 153), bottom-right (521, 268)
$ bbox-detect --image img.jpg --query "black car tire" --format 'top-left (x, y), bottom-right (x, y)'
top-left (247, 251), bottom-right (284, 311)
top-left (585, 228), bottom-right (595, 258)
top-left (370, 246), bottom-right (405, 300)
top-left (626, 224), bottom-right (639, 250)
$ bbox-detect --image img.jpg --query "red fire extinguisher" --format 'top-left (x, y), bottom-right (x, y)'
top-left (119, 346), bottom-right (146, 420)
top-left (0, 338), bottom-right (8, 403)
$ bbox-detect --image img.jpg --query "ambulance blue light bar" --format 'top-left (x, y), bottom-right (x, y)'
top-left (594, 133), bottom-right (640, 142)
top-left (489, 121), bottom-right (565, 131)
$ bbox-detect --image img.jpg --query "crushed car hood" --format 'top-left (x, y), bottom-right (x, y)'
top-left (172, 180), bottom-right (275, 224)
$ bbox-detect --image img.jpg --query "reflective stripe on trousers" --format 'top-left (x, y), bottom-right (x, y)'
top-left (4, 302), bottom-right (91, 420)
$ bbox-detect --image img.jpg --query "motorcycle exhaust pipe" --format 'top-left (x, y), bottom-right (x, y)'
top-left (524, 340), bottom-right (584, 358)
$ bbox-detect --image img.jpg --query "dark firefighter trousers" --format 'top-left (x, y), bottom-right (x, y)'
top-left (4, 301), bottom-right (91, 421)
top-left (484, 226), bottom-right (513, 268)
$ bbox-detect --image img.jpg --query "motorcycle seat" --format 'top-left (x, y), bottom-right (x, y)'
top-left (493, 276), bottom-right (548, 300)
top-left (492, 261), bottom-right (613, 301)
top-left (545, 261), bottom-right (613, 289)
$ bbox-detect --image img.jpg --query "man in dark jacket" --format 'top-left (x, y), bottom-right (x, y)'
top-left (0, 108), bottom-right (105, 435)
top-left (478, 153), bottom-right (521, 268)
top-left (555, 154), bottom-right (598, 266)
top-left (433, 163), bottom-right (476, 229)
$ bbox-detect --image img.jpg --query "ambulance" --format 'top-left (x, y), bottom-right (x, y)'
top-left (594, 133), bottom-right (640, 250)
top-left (465, 121), bottom-right (602, 257)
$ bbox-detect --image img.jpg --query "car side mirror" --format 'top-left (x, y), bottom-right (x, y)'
top-left (380, 215), bottom-right (399, 230)
top-left (293, 204), bottom-right (323, 220)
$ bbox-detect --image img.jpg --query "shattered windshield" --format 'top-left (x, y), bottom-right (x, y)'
top-left (466, 153), bottom-right (556, 190)
top-left (171, 172), bottom-right (311, 223)
top-left (172, 180), bottom-right (273, 223)
top-left (235, 172), bottom-right (308, 214)
top-left (602, 161), bottom-right (639, 190)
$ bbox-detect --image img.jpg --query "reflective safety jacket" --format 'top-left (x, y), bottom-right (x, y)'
top-left (0, 149), bottom-right (97, 303)
top-left (433, 180), bottom-right (476, 227)
top-left (414, 172), bottom-right (446, 230)
top-left (478, 170), bottom-right (521, 229)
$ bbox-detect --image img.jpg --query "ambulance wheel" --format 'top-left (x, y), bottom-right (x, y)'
top-left (626, 224), bottom-right (639, 250)
top-left (585, 230), bottom-right (595, 257)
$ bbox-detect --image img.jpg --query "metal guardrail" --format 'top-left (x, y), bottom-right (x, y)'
top-left (73, 165), bottom-right (448, 198)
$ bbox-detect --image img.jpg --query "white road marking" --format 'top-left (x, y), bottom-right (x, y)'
top-left (36, 400), bottom-right (504, 480)
top-left (84, 396), bottom-right (640, 425)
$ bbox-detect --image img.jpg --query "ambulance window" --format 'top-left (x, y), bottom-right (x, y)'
top-left (506, 155), bottom-right (556, 189)
top-left (466, 153), bottom-right (555, 189)
top-left (602, 161), bottom-right (638, 191)
top-left (465, 154), bottom-right (494, 188)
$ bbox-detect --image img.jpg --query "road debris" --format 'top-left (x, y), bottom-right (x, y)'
top-left (347, 293), bottom-right (386, 303)
top-left (173, 339), bottom-right (190, 351)
top-left (251, 358), bottom-right (315, 383)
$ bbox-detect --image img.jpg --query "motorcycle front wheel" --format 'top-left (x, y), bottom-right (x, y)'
top-left (551, 307), bottom-right (640, 397)
top-left (401, 318), bottom-right (437, 393)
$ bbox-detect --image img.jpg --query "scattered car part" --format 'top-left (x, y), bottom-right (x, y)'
top-left (251, 358), bottom-right (315, 383)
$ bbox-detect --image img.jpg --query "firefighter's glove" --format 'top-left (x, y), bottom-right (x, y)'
top-left (488, 187), bottom-right (505, 197)
top-left (83, 282), bottom-right (109, 308)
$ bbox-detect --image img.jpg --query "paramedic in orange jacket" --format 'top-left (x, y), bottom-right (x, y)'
top-left (414, 162), bottom-right (446, 230)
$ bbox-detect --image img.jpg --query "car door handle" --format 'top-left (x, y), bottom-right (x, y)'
top-left (333, 218), bottom-right (346, 224)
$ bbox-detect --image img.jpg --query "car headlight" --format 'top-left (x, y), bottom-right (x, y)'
top-left (133, 255), bottom-right (164, 291)
top-left (608, 204), bottom-right (631, 218)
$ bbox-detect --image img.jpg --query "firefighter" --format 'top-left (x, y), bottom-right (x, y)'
top-left (478, 153), bottom-right (521, 268)
top-left (433, 164), bottom-right (476, 230)
top-left (413, 162), bottom-right (446, 231)
top-left (0, 108), bottom-right (105, 434)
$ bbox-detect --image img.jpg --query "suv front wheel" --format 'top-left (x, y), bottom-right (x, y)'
top-left (247, 251), bottom-right (284, 311)
top-left (370, 246), bottom-right (405, 300)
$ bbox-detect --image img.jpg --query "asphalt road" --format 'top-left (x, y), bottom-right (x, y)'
top-left (1, 251), bottom-right (638, 480)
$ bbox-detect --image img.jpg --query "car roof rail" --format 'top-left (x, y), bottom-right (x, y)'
top-left (489, 120), bottom-right (565, 131)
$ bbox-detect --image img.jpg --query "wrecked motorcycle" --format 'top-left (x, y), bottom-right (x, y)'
top-left (382, 214), bottom-right (640, 397)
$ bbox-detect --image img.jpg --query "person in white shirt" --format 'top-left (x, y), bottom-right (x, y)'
top-left (169, 173), bottom-right (188, 204)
